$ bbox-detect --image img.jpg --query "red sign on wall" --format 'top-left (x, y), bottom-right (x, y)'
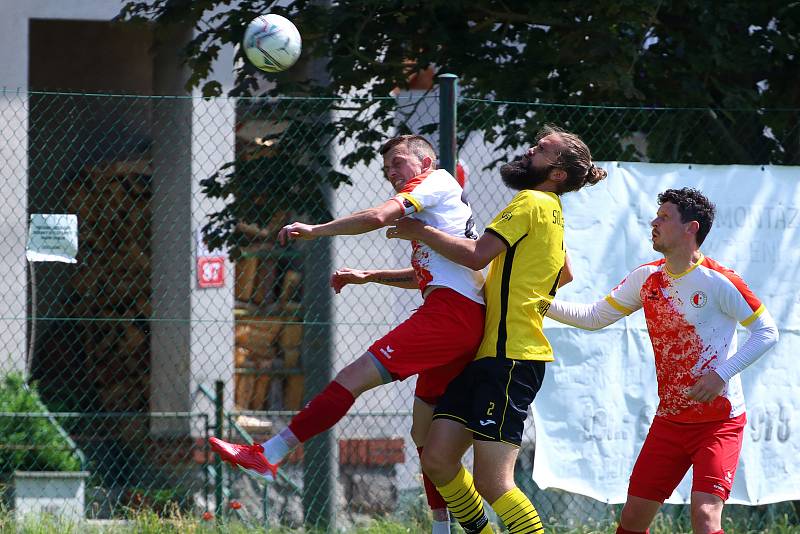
top-left (197, 256), bottom-right (225, 288)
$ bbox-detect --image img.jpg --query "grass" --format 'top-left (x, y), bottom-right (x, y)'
top-left (548, 514), bottom-right (800, 534)
top-left (1, 508), bottom-right (799, 533)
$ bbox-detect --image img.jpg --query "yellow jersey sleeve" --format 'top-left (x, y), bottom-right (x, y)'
top-left (485, 191), bottom-right (534, 248)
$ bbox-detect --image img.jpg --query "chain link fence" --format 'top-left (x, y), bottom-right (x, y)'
top-left (0, 88), bottom-right (798, 531)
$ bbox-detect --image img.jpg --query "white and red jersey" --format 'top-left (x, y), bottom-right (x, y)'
top-left (391, 169), bottom-right (484, 304)
top-left (606, 254), bottom-right (765, 423)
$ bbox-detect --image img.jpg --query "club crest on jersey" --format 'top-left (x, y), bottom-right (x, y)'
top-left (690, 291), bottom-right (707, 308)
top-left (401, 198), bottom-right (415, 215)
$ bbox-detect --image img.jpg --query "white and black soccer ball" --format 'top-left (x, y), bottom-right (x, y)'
top-left (242, 14), bottom-right (302, 73)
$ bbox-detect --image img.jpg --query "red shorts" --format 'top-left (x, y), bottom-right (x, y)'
top-left (368, 287), bottom-right (485, 405)
top-left (628, 413), bottom-right (746, 502)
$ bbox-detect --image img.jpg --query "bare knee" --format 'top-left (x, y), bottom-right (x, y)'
top-left (618, 495), bottom-right (661, 532)
top-left (691, 503), bottom-right (722, 533)
top-left (420, 446), bottom-right (446, 476)
top-left (332, 367), bottom-right (363, 397)
top-left (333, 353), bottom-right (386, 397)
top-left (421, 446), bottom-right (457, 484)
top-left (619, 503), bottom-right (638, 528)
top-left (473, 473), bottom-right (514, 504)
top-left (410, 421), bottom-right (426, 447)
top-left (410, 399), bottom-right (434, 447)
top-left (472, 440), bottom-right (518, 503)
top-left (690, 492), bottom-right (723, 533)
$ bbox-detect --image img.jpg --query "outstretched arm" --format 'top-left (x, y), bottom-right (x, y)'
top-left (388, 218), bottom-right (505, 270)
top-left (330, 267), bottom-right (418, 293)
top-left (279, 200), bottom-right (404, 245)
top-left (389, 218), bottom-right (575, 282)
top-left (546, 298), bottom-right (627, 330)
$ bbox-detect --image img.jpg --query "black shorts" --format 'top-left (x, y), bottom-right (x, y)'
top-left (433, 357), bottom-right (546, 446)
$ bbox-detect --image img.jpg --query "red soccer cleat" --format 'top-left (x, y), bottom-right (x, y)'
top-left (209, 437), bottom-right (279, 482)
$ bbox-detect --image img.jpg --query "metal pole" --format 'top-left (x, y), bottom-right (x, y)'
top-left (298, 18), bottom-right (335, 525)
top-left (214, 380), bottom-right (224, 519)
top-left (203, 414), bottom-right (210, 518)
top-left (300, 236), bottom-right (335, 530)
top-left (26, 261), bottom-right (36, 380)
top-left (438, 73), bottom-right (458, 176)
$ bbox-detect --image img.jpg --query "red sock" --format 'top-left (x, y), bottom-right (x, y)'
top-left (287, 381), bottom-right (355, 442)
top-left (417, 447), bottom-right (447, 511)
top-left (710, 531), bottom-right (724, 534)
top-left (616, 527), bottom-right (649, 534)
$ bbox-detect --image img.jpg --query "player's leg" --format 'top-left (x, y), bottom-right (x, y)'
top-left (617, 495), bottom-right (661, 533)
top-left (466, 359), bottom-right (546, 533)
top-left (619, 416), bottom-right (693, 532)
top-left (210, 351), bottom-right (387, 480)
top-left (472, 439), bottom-right (544, 534)
top-left (472, 440), bottom-right (517, 502)
top-left (210, 288), bottom-right (482, 481)
top-left (271, 351), bottom-right (386, 450)
top-left (689, 492), bottom-right (724, 534)
top-left (425, 353), bottom-right (550, 534)
top-left (422, 358), bottom-right (494, 534)
top-left (410, 398), bottom-right (450, 533)
top-left (687, 413), bottom-right (746, 534)
top-left (392, 288), bottom-right (484, 530)
top-left (422, 418), bottom-right (493, 534)
top-left (413, 340), bottom-right (483, 532)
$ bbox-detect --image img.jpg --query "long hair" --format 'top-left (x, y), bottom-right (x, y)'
top-left (537, 125), bottom-right (607, 194)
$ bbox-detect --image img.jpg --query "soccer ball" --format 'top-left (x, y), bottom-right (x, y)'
top-left (242, 14), bottom-right (302, 73)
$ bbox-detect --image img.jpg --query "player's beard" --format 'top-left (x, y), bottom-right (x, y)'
top-left (500, 157), bottom-right (551, 191)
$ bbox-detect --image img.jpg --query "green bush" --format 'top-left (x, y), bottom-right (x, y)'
top-left (0, 372), bottom-right (81, 476)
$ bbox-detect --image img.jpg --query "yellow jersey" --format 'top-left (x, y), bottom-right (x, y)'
top-left (476, 190), bottom-right (565, 361)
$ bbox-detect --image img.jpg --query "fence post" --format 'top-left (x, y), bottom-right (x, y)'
top-left (438, 73), bottom-right (458, 176)
top-left (214, 380), bottom-right (224, 519)
top-left (300, 235), bottom-right (335, 530)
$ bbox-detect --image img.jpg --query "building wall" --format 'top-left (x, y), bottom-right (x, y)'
top-left (1, 2), bottom-right (236, 437)
top-left (0, 0), bottom-right (128, 377)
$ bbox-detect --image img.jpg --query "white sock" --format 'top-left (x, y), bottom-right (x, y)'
top-left (431, 519), bottom-right (451, 534)
top-left (261, 428), bottom-right (298, 464)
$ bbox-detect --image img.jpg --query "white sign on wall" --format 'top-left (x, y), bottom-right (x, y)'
top-left (532, 162), bottom-right (800, 505)
top-left (25, 214), bottom-right (78, 263)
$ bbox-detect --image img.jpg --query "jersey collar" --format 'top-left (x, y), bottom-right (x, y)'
top-left (664, 253), bottom-right (705, 279)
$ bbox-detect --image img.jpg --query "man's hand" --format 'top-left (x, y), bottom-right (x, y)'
top-left (386, 217), bottom-right (427, 241)
top-left (330, 268), bottom-right (371, 294)
top-left (687, 371), bottom-right (726, 403)
top-left (278, 222), bottom-right (316, 245)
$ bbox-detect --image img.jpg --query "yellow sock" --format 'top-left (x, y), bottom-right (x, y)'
top-left (491, 487), bottom-right (544, 533)
top-left (436, 465), bottom-right (494, 534)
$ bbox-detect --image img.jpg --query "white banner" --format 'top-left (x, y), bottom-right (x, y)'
top-left (532, 162), bottom-right (800, 505)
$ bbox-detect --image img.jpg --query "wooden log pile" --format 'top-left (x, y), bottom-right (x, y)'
top-left (234, 251), bottom-right (304, 411)
top-left (66, 160), bottom-right (152, 415)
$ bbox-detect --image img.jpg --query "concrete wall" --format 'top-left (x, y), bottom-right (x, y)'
top-left (0, 0), bottom-right (128, 376)
top-left (146, 22), bottom-right (237, 436)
